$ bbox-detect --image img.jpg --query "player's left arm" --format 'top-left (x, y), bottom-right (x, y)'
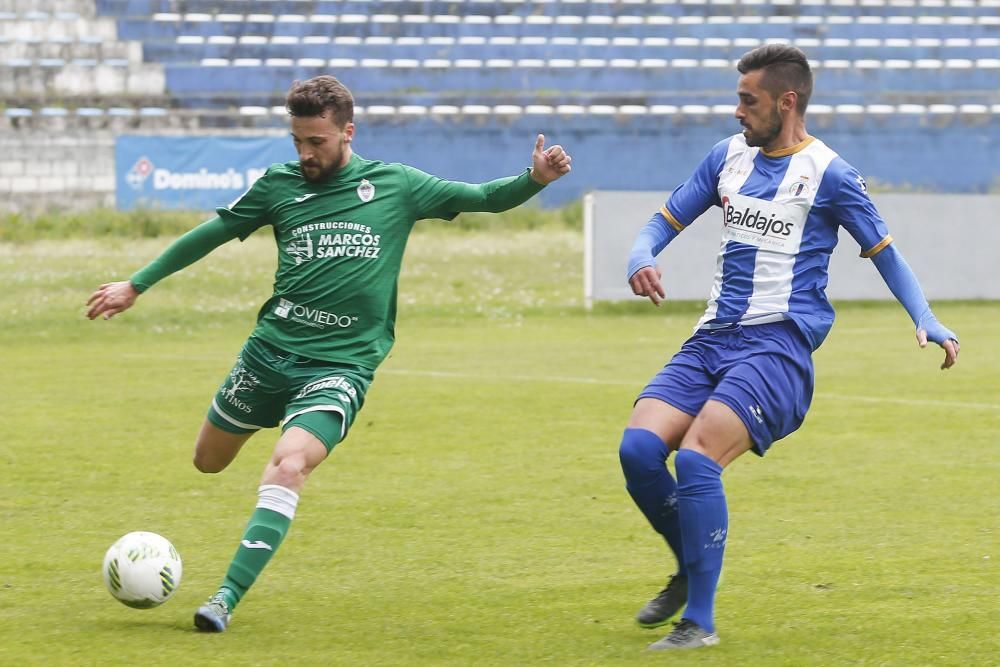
top-left (403, 135), bottom-right (571, 219)
top-left (869, 244), bottom-right (959, 369)
top-left (835, 167), bottom-right (959, 369)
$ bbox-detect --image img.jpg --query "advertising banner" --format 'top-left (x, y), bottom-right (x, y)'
top-left (116, 135), bottom-right (294, 210)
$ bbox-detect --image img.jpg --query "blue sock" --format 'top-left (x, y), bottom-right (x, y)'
top-left (619, 428), bottom-right (686, 577)
top-left (675, 448), bottom-right (727, 634)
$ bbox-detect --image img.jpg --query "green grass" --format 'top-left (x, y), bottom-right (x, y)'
top-left (0, 230), bottom-right (997, 666)
top-left (0, 201), bottom-right (580, 242)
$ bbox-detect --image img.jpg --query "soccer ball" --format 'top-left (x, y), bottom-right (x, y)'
top-left (102, 531), bottom-right (182, 609)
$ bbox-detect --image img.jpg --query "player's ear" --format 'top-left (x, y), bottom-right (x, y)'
top-left (343, 121), bottom-right (355, 143)
top-left (780, 91), bottom-right (798, 114)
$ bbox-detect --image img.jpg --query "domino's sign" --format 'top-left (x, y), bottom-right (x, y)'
top-left (116, 135), bottom-right (294, 210)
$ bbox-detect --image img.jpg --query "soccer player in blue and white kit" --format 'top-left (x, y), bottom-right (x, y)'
top-left (619, 45), bottom-right (960, 650)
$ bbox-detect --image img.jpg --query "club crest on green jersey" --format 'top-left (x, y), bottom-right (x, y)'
top-left (357, 179), bottom-right (375, 203)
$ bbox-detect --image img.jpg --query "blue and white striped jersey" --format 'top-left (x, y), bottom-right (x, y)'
top-left (660, 134), bottom-right (891, 350)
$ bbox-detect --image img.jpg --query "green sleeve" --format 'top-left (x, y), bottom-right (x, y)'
top-left (215, 166), bottom-right (275, 239)
top-left (402, 165), bottom-right (546, 221)
top-left (129, 217), bottom-right (239, 293)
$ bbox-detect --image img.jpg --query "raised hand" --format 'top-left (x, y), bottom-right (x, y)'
top-left (529, 134), bottom-right (572, 184)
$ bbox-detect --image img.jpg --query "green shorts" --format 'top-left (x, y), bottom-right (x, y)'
top-left (207, 335), bottom-right (373, 452)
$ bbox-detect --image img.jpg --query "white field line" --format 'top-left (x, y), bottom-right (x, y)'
top-left (120, 354), bottom-right (998, 411)
top-left (381, 368), bottom-right (1000, 411)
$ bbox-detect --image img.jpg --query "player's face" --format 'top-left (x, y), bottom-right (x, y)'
top-left (735, 70), bottom-right (783, 149)
top-left (290, 114), bottom-right (355, 183)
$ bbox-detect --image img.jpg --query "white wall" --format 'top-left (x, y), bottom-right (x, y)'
top-left (0, 133), bottom-right (116, 210)
top-left (585, 191), bottom-right (1000, 304)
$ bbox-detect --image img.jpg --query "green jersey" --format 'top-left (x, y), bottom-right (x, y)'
top-left (148, 154), bottom-right (544, 369)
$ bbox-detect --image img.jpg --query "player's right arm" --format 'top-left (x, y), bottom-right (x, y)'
top-left (628, 139), bottom-right (730, 306)
top-left (86, 217), bottom-right (240, 320)
top-left (87, 168), bottom-right (276, 321)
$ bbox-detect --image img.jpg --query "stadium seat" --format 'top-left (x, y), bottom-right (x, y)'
top-left (1, 0), bottom-right (996, 167)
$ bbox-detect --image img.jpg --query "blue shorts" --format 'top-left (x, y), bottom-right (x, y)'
top-left (638, 320), bottom-right (814, 456)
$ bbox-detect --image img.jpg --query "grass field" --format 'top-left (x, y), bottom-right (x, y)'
top-left (0, 228), bottom-right (997, 666)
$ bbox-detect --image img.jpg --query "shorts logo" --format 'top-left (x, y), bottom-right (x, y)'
top-left (357, 179), bottom-right (375, 203)
top-left (664, 492), bottom-right (679, 512)
top-left (295, 375), bottom-right (358, 400)
top-left (749, 403), bottom-right (765, 424)
top-left (855, 174), bottom-right (868, 194)
top-left (228, 360), bottom-right (260, 394)
top-left (224, 359), bottom-right (260, 413)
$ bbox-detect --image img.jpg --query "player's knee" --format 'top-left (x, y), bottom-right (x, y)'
top-left (266, 455), bottom-right (309, 488)
top-left (192, 451), bottom-right (225, 474)
top-left (619, 428), bottom-right (669, 481)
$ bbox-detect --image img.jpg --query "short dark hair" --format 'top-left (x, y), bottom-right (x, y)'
top-left (285, 75), bottom-right (354, 126)
top-left (737, 45), bottom-right (813, 114)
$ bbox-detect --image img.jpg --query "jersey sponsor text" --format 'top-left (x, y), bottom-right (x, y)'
top-left (274, 298), bottom-right (358, 329)
top-left (719, 192), bottom-right (806, 255)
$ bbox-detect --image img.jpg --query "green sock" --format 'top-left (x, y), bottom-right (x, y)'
top-left (218, 485), bottom-right (298, 610)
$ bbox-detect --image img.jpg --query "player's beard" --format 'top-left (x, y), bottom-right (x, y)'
top-left (743, 104), bottom-right (783, 149)
top-left (300, 140), bottom-right (349, 183)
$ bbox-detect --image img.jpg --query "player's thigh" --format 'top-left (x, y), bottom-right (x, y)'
top-left (193, 419), bottom-right (254, 470)
top-left (632, 334), bottom-right (718, 448)
top-left (208, 337), bottom-right (288, 435)
top-left (710, 321), bottom-right (815, 458)
top-left (628, 398), bottom-right (696, 450)
top-left (680, 399), bottom-right (754, 468)
top-left (282, 365), bottom-right (373, 454)
top-left (198, 339), bottom-right (290, 470)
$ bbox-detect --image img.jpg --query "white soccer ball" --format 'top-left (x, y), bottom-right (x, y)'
top-left (102, 531), bottom-right (182, 609)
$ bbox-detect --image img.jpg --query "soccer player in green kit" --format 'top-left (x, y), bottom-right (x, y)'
top-left (86, 75), bottom-right (573, 632)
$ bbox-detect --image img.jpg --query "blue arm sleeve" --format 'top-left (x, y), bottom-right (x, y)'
top-left (627, 211), bottom-right (680, 280)
top-left (870, 244), bottom-right (958, 344)
top-left (626, 137), bottom-right (729, 281)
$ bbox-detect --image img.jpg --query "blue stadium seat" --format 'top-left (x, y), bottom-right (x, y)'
top-left (162, 58), bottom-right (996, 97)
top-left (17, 0), bottom-right (991, 128)
top-left (139, 33), bottom-right (1000, 64)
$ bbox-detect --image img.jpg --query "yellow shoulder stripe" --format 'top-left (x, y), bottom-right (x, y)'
top-left (860, 235), bottom-right (893, 258)
top-left (660, 206), bottom-right (685, 232)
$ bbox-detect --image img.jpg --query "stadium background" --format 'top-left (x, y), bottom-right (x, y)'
top-left (2, 4), bottom-right (997, 664)
top-left (1, 0), bottom-right (998, 212)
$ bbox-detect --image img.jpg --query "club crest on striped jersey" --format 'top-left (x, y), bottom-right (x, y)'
top-left (357, 179), bottom-right (375, 203)
top-left (788, 176), bottom-right (812, 197)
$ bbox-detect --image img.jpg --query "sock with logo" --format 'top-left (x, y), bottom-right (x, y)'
top-left (674, 448), bottom-right (727, 634)
top-left (618, 428), bottom-right (686, 576)
top-left (217, 484), bottom-right (299, 610)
